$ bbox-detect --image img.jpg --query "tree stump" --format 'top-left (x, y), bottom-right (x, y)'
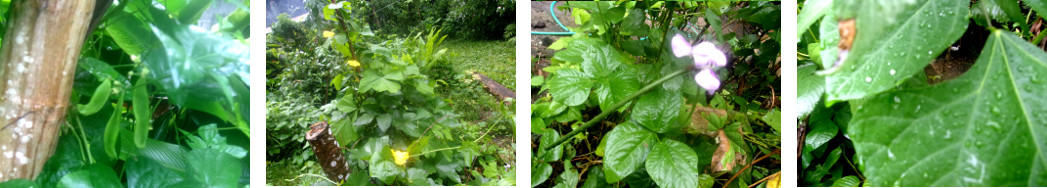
top-left (472, 72), bottom-right (515, 105)
top-left (0, 0), bottom-right (96, 181)
top-left (305, 121), bottom-right (351, 183)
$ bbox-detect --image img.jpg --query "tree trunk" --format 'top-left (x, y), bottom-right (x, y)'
top-left (306, 121), bottom-right (351, 183)
top-left (0, 0), bottom-right (96, 181)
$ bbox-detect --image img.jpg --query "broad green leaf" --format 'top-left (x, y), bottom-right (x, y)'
top-left (138, 139), bottom-right (190, 172)
top-left (804, 119), bottom-right (837, 153)
top-left (187, 149), bottom-right (242, 188)
top-left (369, 146), bottom-right (399, 184)
top-left (824, 0), bottom-right (968, 102)
top-left (0, 179), bottom-right (39, 187)
top-left (35, 136), bottom-right (87, 188)
top-left (57, 164), bottom-right (121, 188)
top-left (797, 0), bottom-right (832, 39)
top-left (620, 8), bottom-right (648, 36)
top-left (831, 175), bottom-right (860, 187)
top-left (698, 174), bottom-right (715, 188)
top-left (761, 108), bottom-right (782, 134)
top-left (546, 69), bottom-right (593, 106)
top-left (335, 93), bottom-right (357, 113)
top-left (531, 162), bottom-right (552, 187)
top-left (817, 13), bottom-right (840, 70)
top-left (630, 88), bottom-right (682, 133)
top-left (594, 70), bottom-right (640, 112)
top-left (645, 139), bottom-right (700, 188)
top-left (603, 122), bottom-right (657, 183)
top-left (798, 63), bottom-right (825, 118)
top-left (360, 71), bottom-right (402, 94)
top-left (554, 162), bottom-right (580, 188)
top-left (849, 31), bottom-right (1047, 186)
top-left (332, 118), bottom-right (359, 145)
top-left (105, 10), bottom-right (159, 55)
top-left (539, 129), bottom-right (563, 161)
top-left (125, 156), bottom-right (184, 188)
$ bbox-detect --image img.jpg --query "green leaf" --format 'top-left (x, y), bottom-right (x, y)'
top-left (849, 31), bottom-right (1047, 186)
top-left (761, 108), bottom-right (782, 134)
top-left (804, 119), bottom-right (837, 153)
top-left (531, 162), bottom-right (552, 187)
top-left (539, 129), bottom-right (563, 161)
top-left (698, 174), bottom-right (715, 188)
top-left (187, 149), bottom-right (242, 188)
top-left (630, 88), bottom-right (682, 133)
top-left (125, 155), bottom-right (185, 188)
top-left (57, 164), bottom-right (122, 188)
top-left (645, 139), bottom-right (700, 188)
top-left (105, 10), bottom-right (159, 55)
top-left (620, 8), bottom-right (648, 36)
top-left (546, 69), bottom-right (593, 106)
top-left (0, 179), bottom-right (39, 188)
top-left (705, 8), bottom-right (723, 41)
top-left (797, 0), bottom-right (832, 39)
top-left (817, 13), bottom-right (840, 70)
top-left (798, 64), bottom-right (825, 118)
top-left (580, 166), bottom-right (609, 188)
top-left (555, 162), bottom-right (580, 188)
top-left (335, 93), bottom-right (357, 113)
top-left (332, 118), bottom-right (359, 145)
top-left (603, 122), bottom-right (657, 183)
top-left (594, 70), bottom-right (640, 112)
top-left (369, 146), bottom-right (399, 184)
top-left (824, 0), bottom-right (969, 102)
top-left (831, 175), bottom-right (860, 187)
top-left (360, 71), bottom-right (402, 94)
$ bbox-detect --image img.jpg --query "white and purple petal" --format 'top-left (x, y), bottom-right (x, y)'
top-left (671, 34), bottom-right (693, 57)
top-left (695, 69), bottom-right (720, 95)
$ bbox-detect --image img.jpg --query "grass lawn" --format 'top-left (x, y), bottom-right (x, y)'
top-left (432, 39), bottom-right (515, 122)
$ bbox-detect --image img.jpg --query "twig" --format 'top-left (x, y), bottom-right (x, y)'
top-left (748, 171), bottom-right (780, 188)
top-left (724, 148), bottom-right (780, 188)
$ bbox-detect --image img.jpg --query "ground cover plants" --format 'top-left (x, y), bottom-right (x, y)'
top-left (0, 0), bottom-right (250, 187)
top-left (265, 0), bottom-right (515, 186)
top-left (798, 0), bottom-right (1047, 186)
top-left (531, 1), bottom-right (781, 188)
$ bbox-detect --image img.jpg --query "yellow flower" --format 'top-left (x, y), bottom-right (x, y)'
top-left (347, 59), bottom-right (361, 68)
top-left (392, 149), bottom-right (409, 166)
top-left (323, 30), bottom-right (335, 38)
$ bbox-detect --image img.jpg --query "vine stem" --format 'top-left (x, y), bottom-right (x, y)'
top-left (542, 68), bottom-right (690, 150)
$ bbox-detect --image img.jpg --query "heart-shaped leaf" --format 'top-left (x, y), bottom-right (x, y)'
top-left (546, 69), bottom-right (593, 106)
top-left (824, 0), bottom-right (968, 102)
top-left (645, 139), bottom-right (700, 188)
top-left (630, 87), bottom-right (683, 133)
top-left (603, 122), bottom-right (657, 183)
top-left (849, 31), bottom-right (1047, 186)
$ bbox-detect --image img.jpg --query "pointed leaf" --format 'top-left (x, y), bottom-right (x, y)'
top-left (824, 0), bottom-right (968, 102)
top-left (849, 31), bottom-right (1047, 186)
top-left (645, 139), bottom-right (700, 188)
top-left (603, 122), bottom-right (657, 183)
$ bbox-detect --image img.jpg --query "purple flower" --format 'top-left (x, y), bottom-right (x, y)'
top-left (671, 34), bottom-right (727, 95)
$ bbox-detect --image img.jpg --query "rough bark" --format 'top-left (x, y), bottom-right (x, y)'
top-left (306, 121), bottom-right (351, 183)
top-left (0, 0), bottom-right (96, 181)
top-left (472, 72), bottom-right (515, 105)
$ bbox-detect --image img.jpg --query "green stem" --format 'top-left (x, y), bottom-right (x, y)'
top-left (542, 68), bottom-right (690, 150)
top-left (411, 146), bottom-right (462, 158)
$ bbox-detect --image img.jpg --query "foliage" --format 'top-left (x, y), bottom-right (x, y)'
top-left (0, 0), bottom-right (250, 187)
top-left (798, 0), bottom-right (1047, 186)
top-left (532, 1), bottom-right (781, 187)
top-left (267, 1), bottom-right (515, 185)
top-left (360, 0), bottom-right (515, 40)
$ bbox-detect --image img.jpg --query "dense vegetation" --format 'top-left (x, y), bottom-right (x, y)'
top-left (0, 0), bottom-right (250, 187)
top-left (266, 0), bottom-right (515, 186)
top-left (531, 1), bottom-right (781, 188)
top-left (798, 0), bottom-right (1047, 186)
